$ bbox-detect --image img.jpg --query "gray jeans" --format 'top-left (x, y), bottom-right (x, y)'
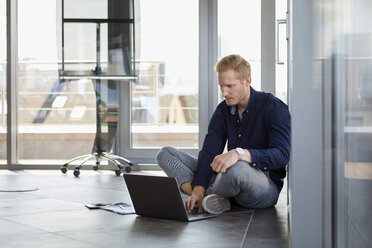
top-left (156, 146), bottom-right (279, 208)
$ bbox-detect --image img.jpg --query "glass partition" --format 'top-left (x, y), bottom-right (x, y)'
top-left (316, 0), bottom-right (372, 246)
top-left (339, 5), bottom-right (372, 247)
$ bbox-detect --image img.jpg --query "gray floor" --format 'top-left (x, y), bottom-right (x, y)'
top-left (0, 169), bottom-right (288, 248)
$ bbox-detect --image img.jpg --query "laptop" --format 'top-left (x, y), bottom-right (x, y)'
top-left (123, 174), bottom-right (218, 222)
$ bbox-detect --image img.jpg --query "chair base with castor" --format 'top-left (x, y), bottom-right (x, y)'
top-left (61, 152), bottom-right (135, 177)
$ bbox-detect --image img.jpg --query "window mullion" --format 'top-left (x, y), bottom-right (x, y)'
top-left (6, 0), bottom-right (19, 167)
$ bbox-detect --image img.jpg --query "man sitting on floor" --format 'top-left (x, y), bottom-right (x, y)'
top-left (156, 54), bottom-right (291, 214)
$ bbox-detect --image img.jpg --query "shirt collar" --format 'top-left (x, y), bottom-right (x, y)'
top-left (230, 86), bottom-right (256, 115)
top-left (230, 106), bottom-right (236, 115)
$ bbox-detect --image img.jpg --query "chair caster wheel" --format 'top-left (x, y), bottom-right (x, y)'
top-left (115, 170), bottom-right (121, 176)
top-left (73, 170), bottom-right (80, 177)
top-left (93, 165), bottom-right (99, 171)
top-left (125, 167), bottom-right (131, 173)
top-left (61, 166), bottom-right (68, 174)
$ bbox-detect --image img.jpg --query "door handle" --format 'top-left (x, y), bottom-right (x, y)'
top-left (276, 19), bottom-right (287, 65)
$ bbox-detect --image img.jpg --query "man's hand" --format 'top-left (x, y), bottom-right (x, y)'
top-left (210, 149), bottom-right (239, 173)
top-left (184, 186), bottom-right (205, 213)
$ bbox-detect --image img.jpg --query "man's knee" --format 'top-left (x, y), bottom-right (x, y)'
top-left (156, 146), bottom-right (174, 163)
top-left (227, 162), bottom-right (253, 177)
top-left (219, 162), bottom-right (254, 185)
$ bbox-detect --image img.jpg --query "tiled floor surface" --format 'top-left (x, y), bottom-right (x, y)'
top-left (0, 169), bottom-right (288, 248)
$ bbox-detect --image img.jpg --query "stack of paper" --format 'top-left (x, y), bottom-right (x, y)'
top-left (85, 202), bottom-right (136, 215)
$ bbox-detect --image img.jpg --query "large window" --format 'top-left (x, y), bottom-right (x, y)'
top-left (0, 0), bottom-right (6, 164)
top-left (130, 0), bottom-right (199, 149)
top-left (17, 0), bottom-right (98, 164)
top-left (218, 0), bottom-right (261, 91)
top-left (17, 0), bottom-right (135, 164)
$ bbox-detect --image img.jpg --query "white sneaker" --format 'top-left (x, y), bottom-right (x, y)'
top-left (202, 194), bottom-right (231, 215)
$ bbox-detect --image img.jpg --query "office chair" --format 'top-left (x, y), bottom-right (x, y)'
top-left (60, 66), bottom-right (136, 177)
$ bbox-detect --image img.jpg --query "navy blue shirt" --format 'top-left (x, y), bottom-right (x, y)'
top-left (192, 87), bottom-right (291, 191)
